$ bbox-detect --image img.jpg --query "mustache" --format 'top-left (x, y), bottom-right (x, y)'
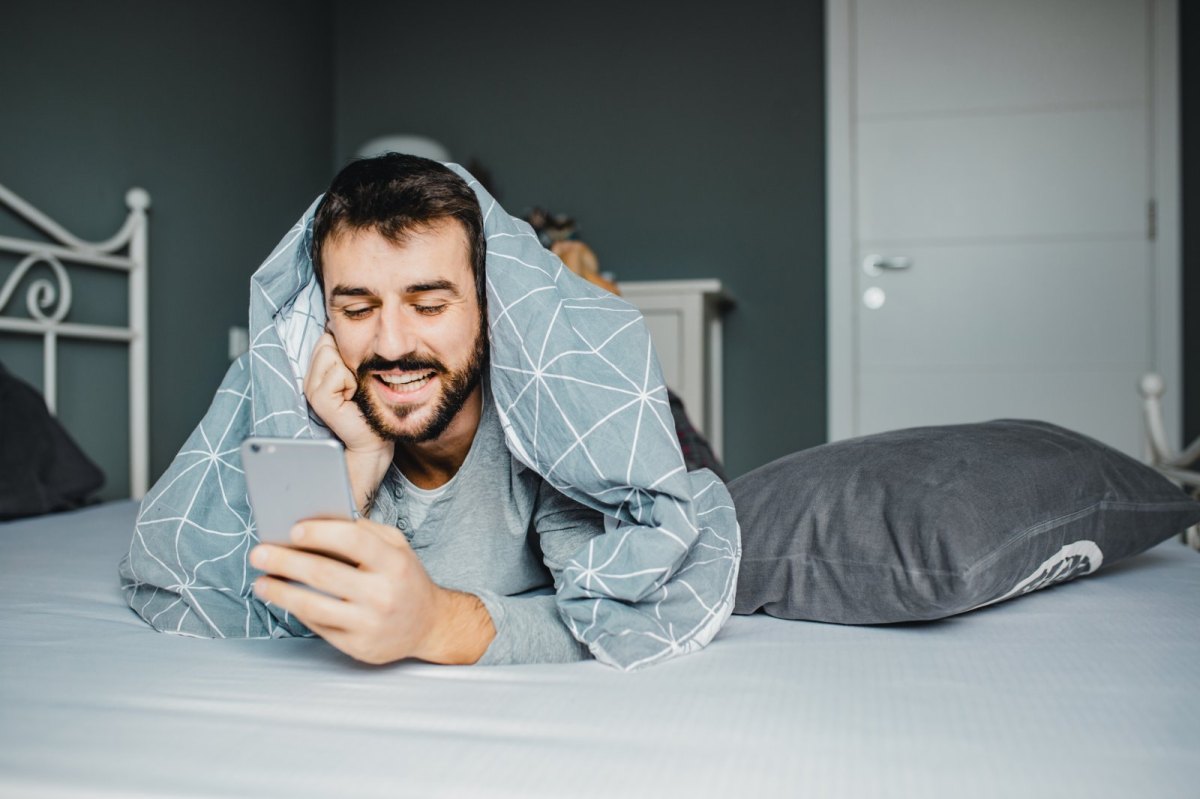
top-left (356, 354), bottom-right (448, 379)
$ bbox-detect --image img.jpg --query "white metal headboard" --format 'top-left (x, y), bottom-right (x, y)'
top-left (0, 181), bottom-right (150, 497)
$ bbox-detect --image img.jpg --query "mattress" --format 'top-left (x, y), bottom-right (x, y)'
top-left (1, 501), bottom-right (1197, 798)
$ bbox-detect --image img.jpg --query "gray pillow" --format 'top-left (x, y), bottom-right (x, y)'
top-left (730, 419), bottom-right (1200, 623)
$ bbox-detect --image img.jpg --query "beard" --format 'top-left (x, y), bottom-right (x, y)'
top-left (352, 328), bottom-right (487, 444)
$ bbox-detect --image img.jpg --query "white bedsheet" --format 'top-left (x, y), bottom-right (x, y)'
top-left (2, 501), bottom-right (1197, 798)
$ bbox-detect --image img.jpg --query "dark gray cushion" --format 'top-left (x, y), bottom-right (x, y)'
top-left (0, 362), bottom-right (104, 521)
top-left (730, 419), bottom-right (1200, 623)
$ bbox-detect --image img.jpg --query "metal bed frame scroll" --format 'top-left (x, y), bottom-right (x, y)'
top-left (0, 181), bottom-right (150, 498)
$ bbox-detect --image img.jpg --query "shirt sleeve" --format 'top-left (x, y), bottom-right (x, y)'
top-left (473, 591), bottom-right (589, 665)
top-left (474, 479), bottom-right (606, 665)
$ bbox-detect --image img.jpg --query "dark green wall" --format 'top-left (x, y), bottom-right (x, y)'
top-left (5, 1), bottom-right (1195, 498)
top-left (332, 1), bottom-right (828, 478)
top-left (1, 1), bottom-right (334, 498)
top-left (1182, 4), bottom-right (1199, 446)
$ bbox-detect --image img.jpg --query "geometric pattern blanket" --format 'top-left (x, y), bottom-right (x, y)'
top-left (119, 164), bottom-right (741, 670)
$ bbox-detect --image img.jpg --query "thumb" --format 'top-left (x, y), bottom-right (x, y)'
top-left (360, 518), bottom-right (411, 551)
top-left (338, 362), bottom-right (360, 402)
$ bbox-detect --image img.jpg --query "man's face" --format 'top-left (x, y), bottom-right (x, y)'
top-left (321, 219), bottom-right (485, 444)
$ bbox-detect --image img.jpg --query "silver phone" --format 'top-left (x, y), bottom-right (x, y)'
top-left (240, 437), bottom-right (356, 544)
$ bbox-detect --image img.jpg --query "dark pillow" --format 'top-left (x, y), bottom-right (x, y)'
top-left (730, 419), bottom-right (1200, 623)
top-left (0, 362), bottom-right (104, 521)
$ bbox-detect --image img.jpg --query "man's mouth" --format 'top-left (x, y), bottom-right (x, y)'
top-left (375, 371), bottom-right (437, 395)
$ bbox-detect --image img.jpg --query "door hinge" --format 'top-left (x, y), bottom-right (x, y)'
top-left (1148, 199), bottom-right (1157, 241)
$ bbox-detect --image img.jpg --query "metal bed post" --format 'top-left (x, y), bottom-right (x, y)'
top-left (127, 188), bottom-right (150, 498)
top-left (0, 181), bottom-right (151, 500)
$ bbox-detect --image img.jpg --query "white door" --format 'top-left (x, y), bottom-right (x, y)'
top-left (827, 0), bottom-right (1180, 456)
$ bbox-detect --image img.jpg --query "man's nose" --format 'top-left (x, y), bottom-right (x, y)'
top-left (374, 307), bottom-right (417, 359)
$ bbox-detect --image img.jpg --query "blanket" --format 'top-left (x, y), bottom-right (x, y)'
top-left (119, 165), bottom-right (741, 670)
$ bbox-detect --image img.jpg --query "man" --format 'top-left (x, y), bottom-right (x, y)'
top-left (248, 155), bottom-right (604, 665)
top-left (120, 154), bottom-right (739, 671)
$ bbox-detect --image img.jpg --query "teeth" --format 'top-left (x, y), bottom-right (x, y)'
top-left (379, 372), bottom-right (433, 389)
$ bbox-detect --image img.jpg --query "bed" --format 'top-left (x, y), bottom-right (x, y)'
top-left (2, 500), bottom-right (1198, 797)
top-left (2, 181), bottom-right (1198, 798)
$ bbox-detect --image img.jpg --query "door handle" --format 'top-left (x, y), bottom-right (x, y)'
top-left (862, 254), bottom-right (913, 277)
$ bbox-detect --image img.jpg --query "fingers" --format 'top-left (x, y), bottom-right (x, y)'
top-left (302, 336), bottom-right (388, 455)
top-left (305, 333), bottom-right (356, 401)
top-left (303, 619), bottom-right (392, 666)
top-left (356, 518), bottom-right (413, 551)
top-left (307, 334), bottom-right (354, 394)
top-left (290, 519), bottom-right (411, 572)
top-left (306, 332), bottom-right (338, 378)
top-left (301, 618), bottom-right (356, 656)
top-left (253, 574), bottom-right (363, 631)
top-left (251, 539), bottom-right (378, 604)
top-left (253, 518), bottom-right (442, 666)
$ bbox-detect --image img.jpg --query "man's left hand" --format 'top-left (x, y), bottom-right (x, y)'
top-left (250, 519), bottom-right (495, 665)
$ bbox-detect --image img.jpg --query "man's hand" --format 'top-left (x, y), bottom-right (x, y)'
top-left (305, 332), bottom-right (386, 453)
top-left (304, 332), bottom-right (393, 515)
top-left (249, 518), bottom-right (496, 665)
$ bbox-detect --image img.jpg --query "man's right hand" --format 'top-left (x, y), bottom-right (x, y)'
top-left (304, 332), bottom-right (394, 516)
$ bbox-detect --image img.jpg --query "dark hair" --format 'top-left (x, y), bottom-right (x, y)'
top-left (311, 154), bottom-right (486, 310)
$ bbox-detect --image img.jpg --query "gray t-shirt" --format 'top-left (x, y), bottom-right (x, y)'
top-left (368, 387), bottom-right (604, 665)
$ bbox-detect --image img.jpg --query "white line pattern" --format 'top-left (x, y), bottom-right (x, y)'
top-left (119, 172), bottom-right (740, 670)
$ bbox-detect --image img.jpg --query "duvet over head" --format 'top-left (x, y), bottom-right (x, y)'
top-left (118, 163), bottom-right (741, 670)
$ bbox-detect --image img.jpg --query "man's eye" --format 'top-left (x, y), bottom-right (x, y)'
top-left (341, 307), bottom-right (371, 319)
top-left (414, 305), bottom-right (447, 315)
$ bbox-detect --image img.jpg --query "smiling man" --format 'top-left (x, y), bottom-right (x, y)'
top-left (245, 155), bottom-right (604, 666)
top-left (121, 153), bottom-right (741, 671)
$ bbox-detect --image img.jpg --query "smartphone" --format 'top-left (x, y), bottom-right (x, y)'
top-left (240, 437), bottom-right (356, 544)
